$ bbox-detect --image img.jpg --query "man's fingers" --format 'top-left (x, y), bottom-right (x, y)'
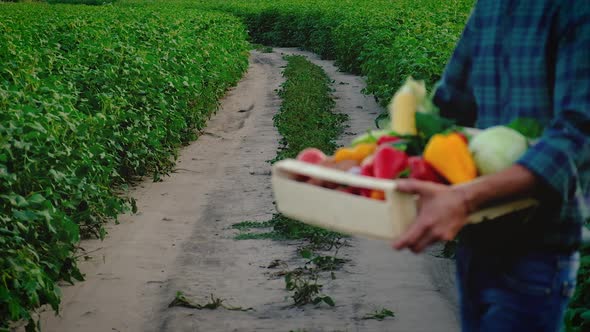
top-left (410, 232), bottom-right (437, 253)
top-left (393, 222), bottom-right (427, 250)
top-left (395, 179), bottom-right (431, 195)
top-left (411, 226), bottom-right (450, 253)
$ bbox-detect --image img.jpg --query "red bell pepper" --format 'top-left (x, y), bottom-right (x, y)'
top-left (377, 135), bottom-right (400, 145)
top-left (360, 163), bottom-right (374, 177)
top-left (408, 156), bottom-right (445, 183)
top-left (359, 161), bottom-right (374, 197)
top-left (373, 146), bottom-right (408, 179)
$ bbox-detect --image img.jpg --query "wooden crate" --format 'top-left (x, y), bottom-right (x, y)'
top-left (272, 159), bottom-right (538, 241)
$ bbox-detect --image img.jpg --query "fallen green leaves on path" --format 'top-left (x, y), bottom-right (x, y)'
top-left (168, 292), bottom-right (254, 312)
top-left (360, 308), bottom-right (396, 321)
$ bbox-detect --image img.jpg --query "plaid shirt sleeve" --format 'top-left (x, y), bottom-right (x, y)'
top-left (517, 1), bottom-right (590, 204)
top-left (432, 12), bottom-right (478, 127)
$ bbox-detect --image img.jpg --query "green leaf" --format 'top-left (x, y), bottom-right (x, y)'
top-left (507, 117), bottom-right (544, 139)
top-left (27, 122), bottom-right (47, 134)
top-left (13, 210), bottom-right (37, 222)
top-left (390, 142), bottom-right (408, 151)
top-left (0, 286), bottom-right (10, 301)
top-left (4, 194), bottom-right (29, 208)
top-left (131, 198), bottom-right (138, 214)
top-left (398, 168), bottom-right (411, 178)
top-left (322, 296), bottom-right (335, 306)
top-left (415, 112), bottom-right (455, 141)
top-left (395, 136), bottom-right (426, 156)
top-left (8, 299), bottom-right (22, 319)
top-left (99, 226), bottom-right (107, 240)
top-left (28, 194), bottom-right (46, 205)
top-left (375, 112), bottom-right (390, 129)
top-left (299, 249), bottom-right (313, 259)
top-left (361, 308), bottom-right (395, 320)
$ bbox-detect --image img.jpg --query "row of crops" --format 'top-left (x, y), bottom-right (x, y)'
top-left (0, 2), bottom-right (249, 328)
top-left (192, 0), bottom-right (475, 107)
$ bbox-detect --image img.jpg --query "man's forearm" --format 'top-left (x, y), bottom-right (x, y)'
top-left (454, 165), bottom-right (539, 213)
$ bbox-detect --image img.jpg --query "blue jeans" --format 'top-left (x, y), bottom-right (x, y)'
top-left (456, 244), bottom-right (580, 332)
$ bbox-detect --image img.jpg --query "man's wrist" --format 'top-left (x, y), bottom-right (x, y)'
top-left (453, 186), bottom-right (477, 215)
top-left (451, 165), bottom-right (538, 216)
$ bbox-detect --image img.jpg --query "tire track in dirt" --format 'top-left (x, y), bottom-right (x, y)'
top-left (42, 49), bottom-right (459, 332)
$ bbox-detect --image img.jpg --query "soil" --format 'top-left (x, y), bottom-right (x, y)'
top-left (41, 48), bottom-right (459, 332)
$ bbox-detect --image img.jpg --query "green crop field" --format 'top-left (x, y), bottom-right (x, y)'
top-left (0, 2), bottom-right (249, 328)
top-left (1, 0), bottom-right (587, 330)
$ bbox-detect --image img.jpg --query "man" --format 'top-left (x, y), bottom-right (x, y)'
top-left (393, 1), bottom-right (589, 331)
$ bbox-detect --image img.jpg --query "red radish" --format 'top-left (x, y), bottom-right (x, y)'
top-left (377, 135), bottom-right (400, 145)
top-left (296, 148), bottom-right (326, 164)
top-left (408, 156), bottom-right (445, 183)
top-left (373, 146), bottom-right (408, 179)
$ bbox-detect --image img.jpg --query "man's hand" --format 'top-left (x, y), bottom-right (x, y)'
top-left (392, 164), bottom-right (539, 254)
top-left (393, 179), bottom-right (470, 253)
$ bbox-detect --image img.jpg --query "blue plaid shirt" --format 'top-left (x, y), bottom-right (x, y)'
top-left (433, 0), bottom-right (589, 249)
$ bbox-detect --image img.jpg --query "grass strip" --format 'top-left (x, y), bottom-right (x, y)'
top-left (234, 55), bottom-right (346, 243)
top-left (272, 56), bottom-right (346, 243)
top-left (233, 57), bottom-right (348, 307)
top-left (273, 55), bottom-right (347, 162)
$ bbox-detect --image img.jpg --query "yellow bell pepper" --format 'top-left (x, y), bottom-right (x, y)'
top-left (333, 143), bottom-right (377, 163)
top-left (333, 148), bottom-right (355, 162)
top-left (423, 133), bottom-right (477, 184)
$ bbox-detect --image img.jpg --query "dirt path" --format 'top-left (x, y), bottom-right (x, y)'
top-left (42, 49), bottom-right (459, 332)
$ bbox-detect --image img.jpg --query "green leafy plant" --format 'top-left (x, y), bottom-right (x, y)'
top-left (284, 272), bottom-right (335, 307)
top-left (45, 0), bottom-right (117, 5)
top-left (563, 243), bottom-right (590, 332)
top-left (0, 3), bottom-right (249, 329)
top-left (298, 248), bottom-right (347, 272)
